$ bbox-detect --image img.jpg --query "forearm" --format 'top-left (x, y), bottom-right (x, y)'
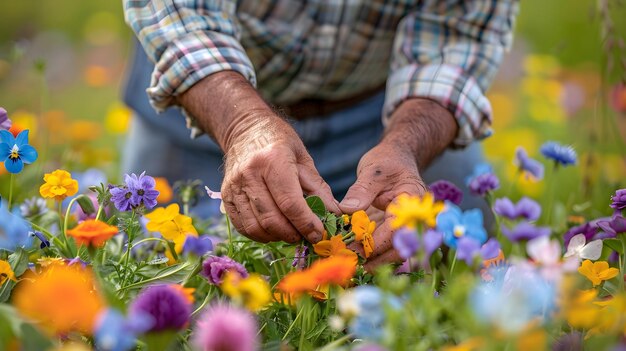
top-left (177, 71), bottom-right (291, 153)
top-left (382, 98), bottom-right (458, 168)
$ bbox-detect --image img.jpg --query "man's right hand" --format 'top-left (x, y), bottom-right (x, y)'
top-left (178, 71), bottom-right (339, 244)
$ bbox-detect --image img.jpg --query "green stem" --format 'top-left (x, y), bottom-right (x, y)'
top-left (226, 215), bottom-right (233, 257)
top-left (192, 286), bottom-right (214, 316)
top-left (545, 163), bottom-right (559, 226)
top-left (7, 173), bottom-right (14, 210)
top-left (449, 253), bottom-right (458, 277)
top-left (63, 197), bottom-right (80, 257)
top-left (282, 305), bottom-right (304, 340)
top-left (118, 261), bottom-right (192, 292)
top-left (95, 205), bottom-right (104, 221)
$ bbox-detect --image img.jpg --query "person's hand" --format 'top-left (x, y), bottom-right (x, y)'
top-left (338, 98), bottom-right (458, 270)
top-left (178, 71), bottom-right (339, 244)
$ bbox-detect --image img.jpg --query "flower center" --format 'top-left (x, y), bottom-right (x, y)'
top-left (137, 189), bottom-right (145, 196)
top-left (9, 145), bottom-right (19, 159)
top-left (453, 225), bottom-right (466, 238)
top-left (125, 191), bottom-right (132, 199)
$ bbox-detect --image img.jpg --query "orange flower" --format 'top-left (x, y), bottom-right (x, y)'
top-left (313, 235), bottom-right (358, 262)
top-left (350, 210), bottom-right (376, 258)
top-left (66, 220), bottom-right (119, 247)
top-left (278, 256), bottom-right (356, 295)
top-left (578, 260), bottom-right (619, 287)
top-left (39, 170), bottom-right (79, 201)
top-left (12, 262), bottom-right (105, 335)
top-left (154, 177), bottom-right (173, 204)
top-left (169, 284), bottom-right (195, 304)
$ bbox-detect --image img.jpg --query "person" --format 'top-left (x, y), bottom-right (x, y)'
top-left (122, 0), bottom-right (518, 266)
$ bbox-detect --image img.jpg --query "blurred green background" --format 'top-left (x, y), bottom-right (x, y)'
top-left (0, 1), bottom-right (624, 226)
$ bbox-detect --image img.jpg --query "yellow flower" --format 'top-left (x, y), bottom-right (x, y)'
top-left (37, 257), bottom-right (65, 268)
top-left (341, 214), bottom-right (350, 225)
top-left (154, 177), bottom-right (173, 204)
top-left (313, 235), bottom-right (358, 262)
top-left (105, 102), bottom-right (132, 134)
top-left (221, 272), bottom-right (271, 312)
top-left (350, 210), bottom-right (376, 258)
top-left (145, 203), bottom-right (180, 232)
top-left (387, 193), bottom-right (444, 229)
top-left (159, 214), bottom-right (198, 241)
top-left (0, 260), bottom-right (16, 285)
top-left (516, 328), bottom-right (547, 351)
top-left (578, 260), bottom-right (619, 287)
top-left (561, 288), bottom-right (600, 330)
top-left (12, 262), bottom-right (105, 336)
top-left (39, 170), bottom-right (79, 201)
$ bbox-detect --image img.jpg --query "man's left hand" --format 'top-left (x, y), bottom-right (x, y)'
top-left (339, 98), bottom-right (458, 269)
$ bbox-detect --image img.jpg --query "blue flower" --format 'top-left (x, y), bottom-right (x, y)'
top-left (0, 201), bottom-right (33, 251)
top-left (0, 130), bottom-right (38, 173)
top-left (540, 141), bottom-right (577, 166)
top-left (182, 235), bottom-right (214, 256)
top-left (94, 309), bottom-right (151, 351)
top-left (345, 286), bottom-right (401, 341)
top-left (436, 203), bottom-right (487, 249)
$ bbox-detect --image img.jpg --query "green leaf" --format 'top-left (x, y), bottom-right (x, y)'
top-left (604, 238), bottom-right (623, 254)
top-left (306, 196), bottom-right (326, 218)
top-left (8, 248), bottom-right (29, 277)
top-left (323, 213), bottom-right (338, 236)
top-left (76, 194), bottom-right (96, 215)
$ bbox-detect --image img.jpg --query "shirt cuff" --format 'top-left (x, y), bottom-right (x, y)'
top-left (383, 64), bottom-right (493, 148)
top-left (146, 30), bottom-right (257, 113)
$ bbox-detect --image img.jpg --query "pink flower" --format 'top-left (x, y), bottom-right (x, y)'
top-left (192, 304), bottom-right (259, 351)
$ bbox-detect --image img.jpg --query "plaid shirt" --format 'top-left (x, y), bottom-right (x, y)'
top-left (124, 0), bottom-right (518, 146)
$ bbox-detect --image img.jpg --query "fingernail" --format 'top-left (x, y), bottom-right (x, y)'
top-left (341, 198), bottom-right (360, 209)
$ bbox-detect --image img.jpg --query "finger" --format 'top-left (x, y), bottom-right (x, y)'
top-left (244, 183), bottom-right (301, 243)
top-left (368, 216), bottom-right (395, 259)
top-left (372, 176), bottom-right (427, 210)
top-left (233, 192), bottom-right (273, 243)
top-left (220, 185), bottom-right (247, 238)
top-left (297, 162), bottom-right (341, 214)
top-left (339, 171), bottom-right (384, 214)
top-left (264, 163), bottom-right (325, 243)
top-left (364, 249), bottom-right (403, 273)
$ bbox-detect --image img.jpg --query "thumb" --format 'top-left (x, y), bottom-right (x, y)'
top-left (339, 176), bottom-right (382, 214)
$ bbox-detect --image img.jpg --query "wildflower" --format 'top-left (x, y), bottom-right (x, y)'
top-left (313, 234), bottom-right (358, 262)
top-left (182, 235), bottom-right (214, 256)
top-left (39, 170), bottom-right (79, 201)
top-left (563, 234), bottom-right (602, 261)
top-left (596, 215), bottom-right (626, 236)
top-left (37, 257), bottom-right (65, 267)
top-left (423, 229), bottom-right (444, 260)
top-left (0, 130), bottom-right (37, 173)
top-left (0, 202), bottom-right (33, 251)
top-left (154, 177), bottom-right (173, 204)
top-left (501, 222), bottom-right (550, 242)
top-left (540, 141), bottom-right (577, 166)
top-left (392, 227), bottom-right (420, 260)
top-left (110, 172), bottom-right (159, 211)
top-left (109, 185), bottom-right (134, 212)
top-left (144, 203), bottom-right (180, 232)
top-left (159, 214), bottom-right (198, 241)
top-left (19, 197), bottom-right (48, 218)
top-left (278, 256), bottom-right (356, 295)
top-left (192, 304), bottom-right (259, 351)
top-left (94, 309), bottom-right (151, 351)
top-left (526, 236), bottom-right (578, 282)
top-left (292, 244), bottom-right (309, 269)
top-left (351, 210), bottom-right (376, 258)
top-left (456, 237), bottom-right (500, 265)
top-left (387, 193), bottom-right (444, 229)
top-left (128, 284), bottom-right (192, 332)
top-left (465, 164), bottom-right (493, 184)
top-left (514, 147), bottom-right (544, 181)
top-left (437, 203), bottom-right (487, 249)
top-left (0, 107), bottom-right (11, 130)
top-left (205, 185), bottom-right (225, 214)
top-left (578, 260), bottom-right (619, 287)
top-left (429, 180), bottom-right (463, 205)
top-left (0, 260), bottom-right (16, 284)
top-left (493, 197), bottom-right (541, 221)
top-left (338, 286), bottom-right (401, 341)
top-left (563, 220), bottom-right (601, 247)
top-left (31, 231), bottom-right (50, 249)
top-left (220, 272), bottom-right (271, 311)
top-left (610, 189), bottom-right (626, 211)
top-left (66, 220), bottom-right (119, 248)
top-left (13, 262), bottom-right (105, 335)
top-left (202, 256), bottom-right (248, 285)
top-left (468, 173), bottom-right (499, 196)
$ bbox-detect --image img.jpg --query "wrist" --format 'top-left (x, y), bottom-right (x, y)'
top-left (383, 98), bottom-right (458, 167)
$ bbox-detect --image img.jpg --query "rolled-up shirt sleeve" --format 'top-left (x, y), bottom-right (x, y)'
top-left (385, 0), bottom-right (519, 147)
top-left (124, 0), bottom-right (256, 113)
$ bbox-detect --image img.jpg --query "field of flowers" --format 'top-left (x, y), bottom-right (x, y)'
top-left (1, 1), bottom-right (626, 351)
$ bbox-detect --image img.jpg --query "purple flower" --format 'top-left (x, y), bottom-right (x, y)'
top-left (182, 235), bottom-right (214, 256)
top-left (393, 227), bottom-right (420, 260)
top-left (201, 256), bottom-right (248, 285)
top-left (514, 147), bottom-right (544, 180)
top-left (610, 189), bottom-right (626, 211)
top-left (597, 216), bottom-right (626, 236)
top-left (129, 285), bottom-right (191, 332)
top-left (468, 173), bottom-right (500, 197)
top-left (540, 141), bottom-right (577, 166)
top-left (456, 237), bottom-right (500, 265)
top-left (501, 222), bottom-right (550, 242)
top-left (292, 244), bottom-right (309, 269)
top-left (563, 218), bottom-right (611, 246)
top-left (493, 197), bottom-right (541, 221)
top-left (0, 108), bottom-right (11, 130)
top-left (429, 180), bottom-right (463, 205)
top-left (423, 229), bottom-right (443, 259)
top-left (126, 172), bottom-right (159, 210)
top-left (110, 185), bottom-right (134, 212)
top-left (30, 231), bottom-right (50, 249)
top-left (192, 304), bottom-right (259, 351)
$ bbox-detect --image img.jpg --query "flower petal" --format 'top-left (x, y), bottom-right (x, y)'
top-left (18, 144), bottom-right (38, 164)
top-left (0, 130), bottom-right (15, 145)
top-left (14, 130), bottom-right (29, 147)
top-left (4, 157), bottom-right (23, 173)
top-left (0, 143), bottom-right (11, 160)
top-left (579, 240), bottom-right (603, 261)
